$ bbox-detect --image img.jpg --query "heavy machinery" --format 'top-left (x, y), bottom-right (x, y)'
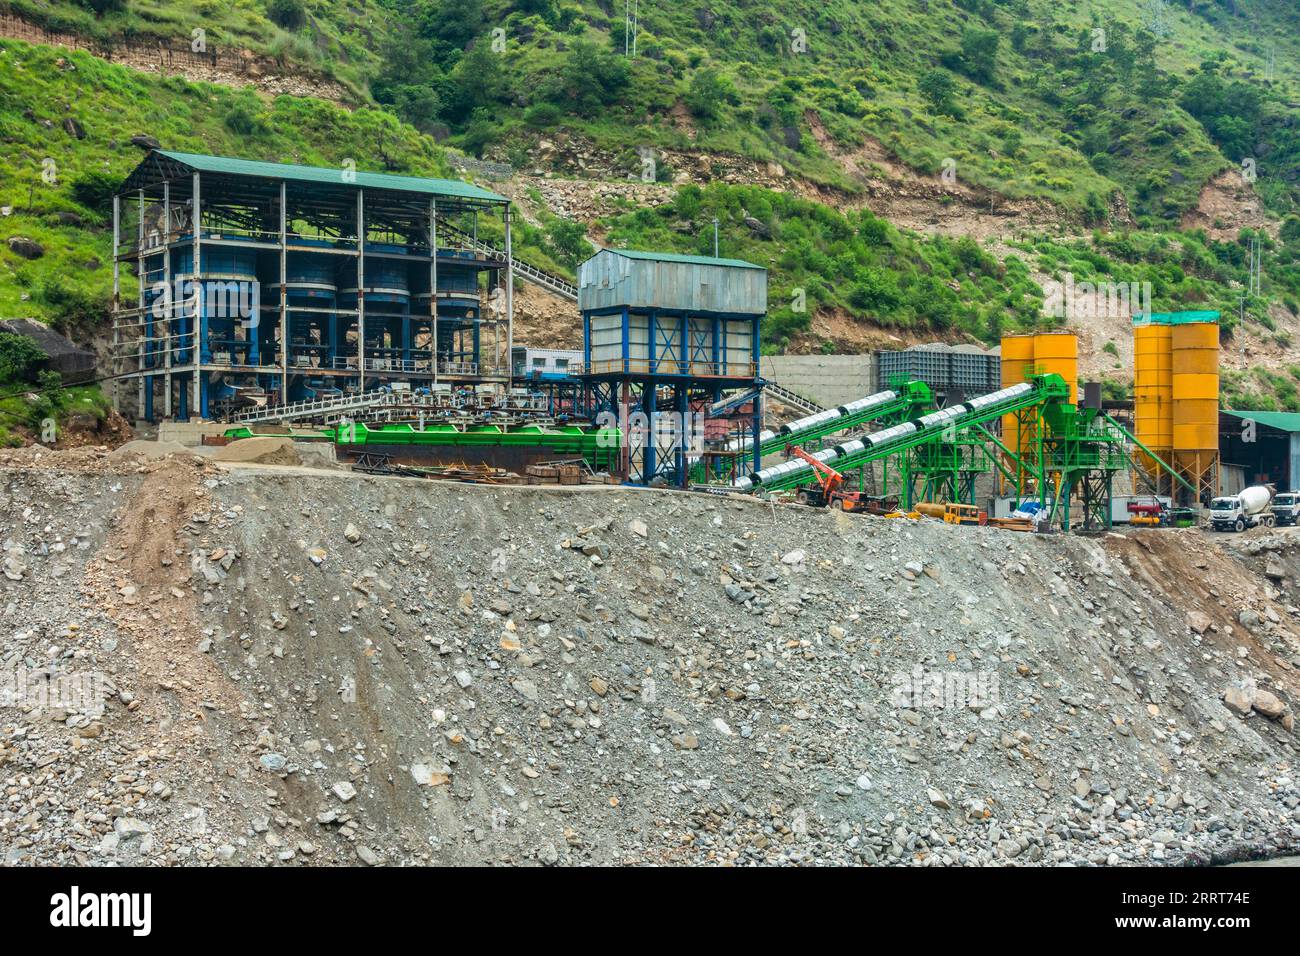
top-left (1210, 485), bottom-right (1275, 532)
top-left (1126, 498), bottom-right (1168, 526)
top-left (1125, 497), bottom-right (1199, 528)
top-left (915, 501), bottom-right (983, 526)
top-left (1272, 491), bottom-right (1300, 527)
top-left (785, 445), bottom-right (875, 512)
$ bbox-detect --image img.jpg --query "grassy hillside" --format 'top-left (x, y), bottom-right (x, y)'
top-left (598, 181), bottom-right (1300, 355)
top-left (8, 1), bottom-right (1299, 222)
top-left (3, 2), bottom-right (1300, 409)
top-left (355, 0), bottom-right (1300, 225)
top-left (0, 39), bottom-right (580, 331)
top-left (1, 0), bottom-right (388, 94)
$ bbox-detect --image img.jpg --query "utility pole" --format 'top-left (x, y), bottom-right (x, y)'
top-left (625, 0), bottom-right (640, 57)
top-left (712, 217), bottom-right (719, 257)
top-left (1248, 233), bottom-right (1262, 297)
top-left (1239, 293), bottom-right (1247, 357)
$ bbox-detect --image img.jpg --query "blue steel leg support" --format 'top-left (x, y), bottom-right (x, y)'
top-left (199, 301), bottom-right (210, 365)
top-left (677, 386), bottom-right (688, 488)
top-left (643, 384), bottom-right (656, 485)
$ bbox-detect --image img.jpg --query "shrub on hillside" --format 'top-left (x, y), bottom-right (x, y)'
top-left (266, 0), bottom-right (307, 31)
top-left (0, 333), bottom-right (47, 385)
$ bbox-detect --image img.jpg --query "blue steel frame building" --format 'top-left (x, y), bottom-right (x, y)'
top-left (111, 150), bottom-right (514, 421)
top-left (577, 249), bottom-right (766, 486)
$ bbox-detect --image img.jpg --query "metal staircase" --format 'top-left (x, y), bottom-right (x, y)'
top-left (437, 219), bottom-right (578, 302)
top-left (763, 381), bottom-right (825, 416)
top-left (229, 391), bottom-right (406, 425)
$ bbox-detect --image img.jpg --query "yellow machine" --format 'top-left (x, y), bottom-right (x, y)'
top-left (915, 502), bottom-right (982, 526)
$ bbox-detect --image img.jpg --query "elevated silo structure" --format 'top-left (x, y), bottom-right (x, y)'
top-left (412, 249), bottom-right (489, 376)
top-left (1132, 312), bottom-right (1173, 485)
top-left (269, 240), bottom-right (338, 368)
top-left (1031, 331), bottom-right (1078, 406)
top-left (339, 242), bottom-right (412, 378)
top-left (1171, 311), bottom-right (1220, 502)
top-left (577, 248), bottom-right (767, 487)
top-left (110, 149), bottom-right (512, 420)
top-left (999, 333), bottom-right (1035, 472)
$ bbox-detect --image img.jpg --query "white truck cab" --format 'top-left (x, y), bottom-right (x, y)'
top-left (1210, 485), bottom-right (1275, 532)
top-left (1273, 492), bottom-right (1300, 527)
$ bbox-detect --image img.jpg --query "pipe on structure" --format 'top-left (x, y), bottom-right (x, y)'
top-left (724, 389), bottom-right (900, 453)
top-left (733, 382), bottom-right (1034, 490)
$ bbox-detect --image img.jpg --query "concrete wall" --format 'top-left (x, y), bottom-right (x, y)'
top-left (761, 355), bottom-right (875, 410)
top-left (158, 421), bottom-right (233, 446)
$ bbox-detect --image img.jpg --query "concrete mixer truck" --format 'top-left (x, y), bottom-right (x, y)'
top-left (1209, 485), bottom-right (1275, 532)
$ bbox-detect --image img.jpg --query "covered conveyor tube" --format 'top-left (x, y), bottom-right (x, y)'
top-left (724, 389), bottom-right (900, 453)
top-left (732, 382), bottom-right (1035, 491)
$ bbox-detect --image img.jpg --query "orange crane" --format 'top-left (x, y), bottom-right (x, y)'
top-left (785, 444), bottom-right (887, 512)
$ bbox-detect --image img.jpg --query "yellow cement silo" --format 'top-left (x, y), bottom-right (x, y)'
top-left (1000, 334), bottom-right (1035, 457)
top-left (1171, 315), bottom-right (1219, 489)
top-left (1031, 331), bottom-right (1078, 406)
top-left (1133, 314), bottom-right (1173, 462)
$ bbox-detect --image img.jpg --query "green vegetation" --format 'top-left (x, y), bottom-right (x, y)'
top-left (0, 331), bottom-right (111, 445)
top-left (4, 0), bottom-right (1300, 410)
top-left (0, 40), bottom-right (558, 322)
top-left (599, 182), bottom-right (1046, 350)
top-left (1009, 226), bottom-right (1300, 340)
top-left (10, 1), bottom-right (1298, 220)
top-left (353, 0), bottom-right (1299, 224)
top-left (1222, 366), bottom-right (1300, 413)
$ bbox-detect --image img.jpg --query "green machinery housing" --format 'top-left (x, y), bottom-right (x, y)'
top-left (741, 373), bottom-right (1188, 531)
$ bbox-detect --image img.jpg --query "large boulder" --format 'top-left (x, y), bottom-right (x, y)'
top-left (6, 237), bottom-right (44, 260)
top-left (1252, 689), bottom-right (1288, 720)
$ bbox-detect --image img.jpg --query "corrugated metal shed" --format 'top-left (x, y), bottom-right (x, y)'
top-left (578, 248), bottom-right (767, 316)
top-left (1222, 410), bottom-right (1300, 433)
top-left (122, 150), bottom-right (508, 204)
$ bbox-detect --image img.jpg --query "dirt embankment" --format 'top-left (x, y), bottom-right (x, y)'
top-left (1181, 169), bottom-right (1280, 242)
top-left (1, 449), bottom-right (1298, 866)
top-left (0, 13), bottom-right (354, 104)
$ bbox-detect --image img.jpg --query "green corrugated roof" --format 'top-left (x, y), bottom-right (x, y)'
top-left (1132, 310), bottom-right (1221, 326)
top-left (156, 150), bottom-right (507, 203)
top-left (1223, 410), bottom-right (1300, 433)
top-left (604, 248), bottom-right (765, 270)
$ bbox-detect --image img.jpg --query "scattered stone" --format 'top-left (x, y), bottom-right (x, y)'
top-left (332, 781), bottom-right (357, 802)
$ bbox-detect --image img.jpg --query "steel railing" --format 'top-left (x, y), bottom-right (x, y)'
top-left (436, 219), bottom-right (578, 301)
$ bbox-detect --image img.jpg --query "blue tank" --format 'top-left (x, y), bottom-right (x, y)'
top-left (266, 242), bottom-right (339, 368)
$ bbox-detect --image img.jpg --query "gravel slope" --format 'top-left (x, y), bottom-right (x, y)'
top-left (1, 449), bottom-right (1298, 866)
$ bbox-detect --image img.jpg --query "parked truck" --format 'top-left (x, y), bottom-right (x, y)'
top-left (1209, 485), bottom-right (1275, 532)
top-left (1273, 491), bottom-right (1300, 526)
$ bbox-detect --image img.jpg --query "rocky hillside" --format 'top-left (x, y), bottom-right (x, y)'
top-left (4, 0), bottom-right (1300, 413)
top-left (1, 445), bottom-right (1298, 865)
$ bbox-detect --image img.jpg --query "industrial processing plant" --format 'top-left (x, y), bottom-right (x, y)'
top-left (96, 150), bottom-right (1298, 535)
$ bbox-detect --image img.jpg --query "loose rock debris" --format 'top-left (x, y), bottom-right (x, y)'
top-left (0, 447), bottom-right (1297, 866)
